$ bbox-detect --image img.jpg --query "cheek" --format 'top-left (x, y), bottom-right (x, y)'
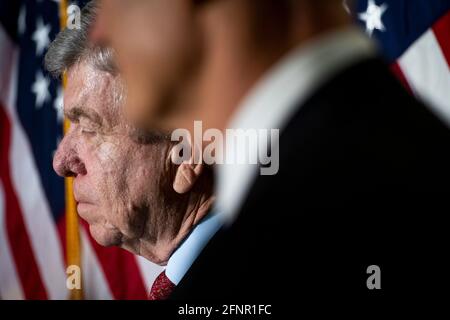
top-left (92, 141), bottom-right (129, 201)
top-left (93, 141), bottom-right (147, 237)
top-left (79, 140), bottom-right (128, 214)
top-left (81, 142), bottom-right (118, 192)
top-left (96, 141), bottom-right (121, 164)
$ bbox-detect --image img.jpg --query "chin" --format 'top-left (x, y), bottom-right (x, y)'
top-left (89, 224), bottom-right (123, 247)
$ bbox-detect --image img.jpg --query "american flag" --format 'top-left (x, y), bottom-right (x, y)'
top-left (353, 0), bottom-right (450, 122)
top-left (0, 0), bottom-right (449, 300)
top-left (0, 0), bottom-right (162, 300)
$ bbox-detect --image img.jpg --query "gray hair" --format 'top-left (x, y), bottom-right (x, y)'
top-left (45, 1), bottom-right (171, 145)
top-left (44, 0), bottom-right (117, 78)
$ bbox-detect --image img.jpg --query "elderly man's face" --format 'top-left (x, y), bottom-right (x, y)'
top-left (53, 62), bottom-right (178, 262)
top-left (91, 0), bottom-right (201, 131)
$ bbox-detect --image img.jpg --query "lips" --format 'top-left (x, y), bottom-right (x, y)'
top-left (73, 179), bottom-right (93, 203)
top-left (74, 194), bottom-right (94, 208)
top-left (74, 195), bottom-right (92, 205)
top-left (74, 194), bottom-right (95, 212)
top-left (75, 199), bottom-right (97, 224)
top-left (73, 181), bottom-right (96, 218)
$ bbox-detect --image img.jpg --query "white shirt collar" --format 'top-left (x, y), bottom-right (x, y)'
top-left (165, 213), bottom-right (222, 285)
top-left (216, 27), bottom-right (376, 224)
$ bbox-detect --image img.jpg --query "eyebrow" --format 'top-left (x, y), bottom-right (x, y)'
top-left (65, 106), bottom-right (103, 126)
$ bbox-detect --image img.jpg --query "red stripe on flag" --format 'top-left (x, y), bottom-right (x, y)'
top-left (390, 62), bottom-right (413, 94)
top-left (432, 10), bottom-right (450, 68)
top-left (80, 220), bottom-right (148, 299)
top-left (56, 214), bottom-right (67, 265)
top-left (0, 105), bottom-right (48, 300)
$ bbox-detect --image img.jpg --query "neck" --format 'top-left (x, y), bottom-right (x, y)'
top-left (132, 183), bottom-right (214, 265)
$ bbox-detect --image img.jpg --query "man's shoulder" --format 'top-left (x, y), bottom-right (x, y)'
top-left (280, 57), bottom-right (450, 178)
top-left (172, 57), bottom-right (450, 303)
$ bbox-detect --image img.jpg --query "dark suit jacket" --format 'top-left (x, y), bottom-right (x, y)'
top-left (171, 58), bottom-right (450, 310)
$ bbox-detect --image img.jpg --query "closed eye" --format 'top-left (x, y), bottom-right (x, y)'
top-left (81, 128), bottom-right (96, 135)
top-left (79, 122), bottom-right (98, 136)
top-left (79, 118), bottom-right (100, 136)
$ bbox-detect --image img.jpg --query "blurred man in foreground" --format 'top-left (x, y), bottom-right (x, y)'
top-left (91, 0), bottom-right (450, 305)
top-left (46, 2), bottom-right (219, 300)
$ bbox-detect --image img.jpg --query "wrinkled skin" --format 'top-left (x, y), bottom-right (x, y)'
top-left (53, 63), bottom-right (212, 264)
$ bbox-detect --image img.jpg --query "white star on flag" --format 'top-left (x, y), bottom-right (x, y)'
top-left (359, 0), bottom-right (388, 37)
top-left (32, 71), bottom-right (50, 109)
top-left (32, 18), bottom-right (51, 56)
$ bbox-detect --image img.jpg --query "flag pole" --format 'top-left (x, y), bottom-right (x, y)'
top-left (59, 0), bottom-right (83, 300)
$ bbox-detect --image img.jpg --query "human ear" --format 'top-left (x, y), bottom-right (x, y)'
top-left (173, 161), bottom-right (204, 194)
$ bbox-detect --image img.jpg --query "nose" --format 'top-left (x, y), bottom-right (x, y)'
top-left (53, 133), bottom-right (87, 177)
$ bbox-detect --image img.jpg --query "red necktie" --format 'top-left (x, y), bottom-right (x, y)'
top-left (149, 270), bottom-right (175, 300)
